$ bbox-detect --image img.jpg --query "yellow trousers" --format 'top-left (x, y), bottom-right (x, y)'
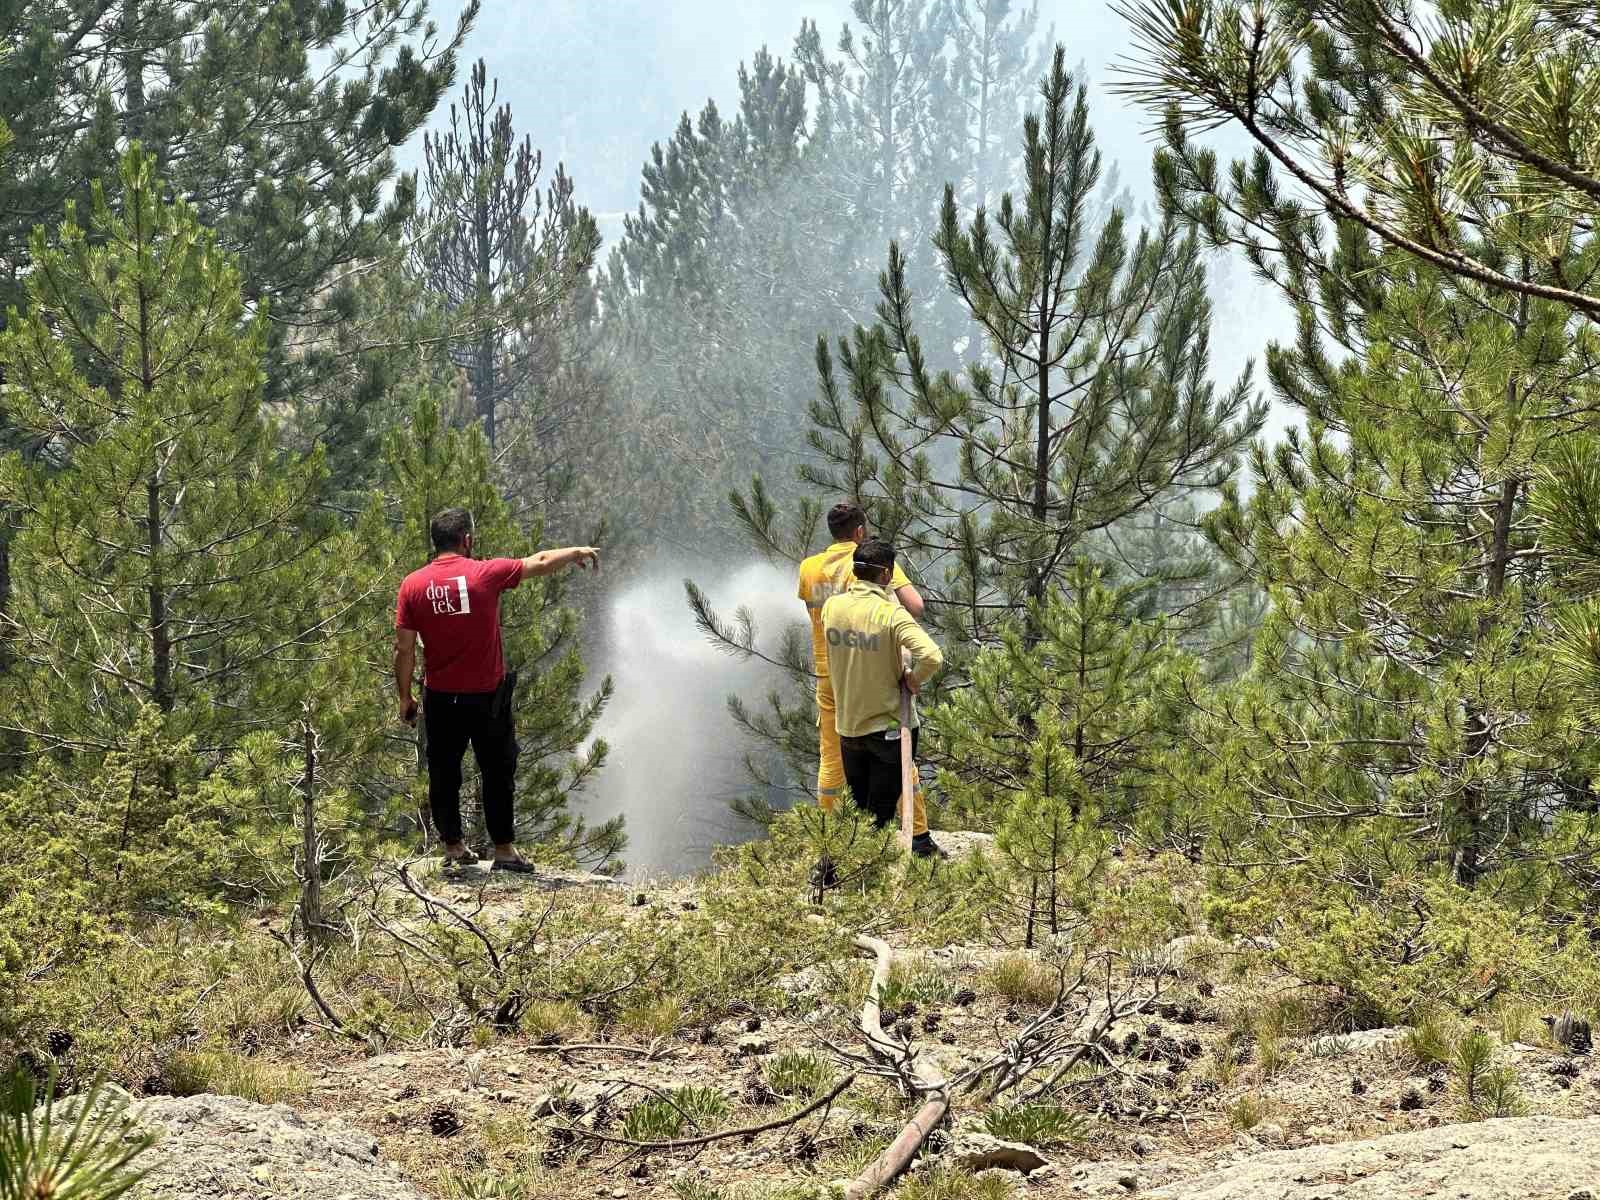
top-left (816, 676), bottom-right (927, 835)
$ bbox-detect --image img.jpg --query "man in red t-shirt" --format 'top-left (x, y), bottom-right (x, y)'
top-left (394, 507), bottom-right (599, 870)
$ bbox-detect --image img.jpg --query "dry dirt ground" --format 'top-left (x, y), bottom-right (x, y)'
top-left (215, 854), bottom-right (1600, 1200)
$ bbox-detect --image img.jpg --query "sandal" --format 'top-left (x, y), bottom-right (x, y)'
top-left (491, 858), bottom-right (538, 875)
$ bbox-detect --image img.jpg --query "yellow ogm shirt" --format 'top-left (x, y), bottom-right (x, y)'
top-left (819, 581), bottom-right (943, 738)
top-left (798, 541), bottom-right (911, 679)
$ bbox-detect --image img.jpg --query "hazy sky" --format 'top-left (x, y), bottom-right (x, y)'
top-left (427, 0), bottom-right (1193, 216)
top-left (413, 0), bottom-right (1298, 426)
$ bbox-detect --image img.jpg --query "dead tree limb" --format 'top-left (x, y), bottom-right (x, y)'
top-left (267, 927), bottom-right (367, 1044)
top-left (844, 932), bottom-right (949, 1200)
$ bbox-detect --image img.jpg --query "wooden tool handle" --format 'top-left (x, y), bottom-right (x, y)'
top-left (899, 684), bottom-right (915, 850)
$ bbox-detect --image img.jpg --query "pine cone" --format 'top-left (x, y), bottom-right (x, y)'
top-left (952, 987), bottom-right (977, 1007)
top-left (1197, 981), bottom-right (1215, 998)
top-left (898, 1002), bottom-right (919, 1020)
top-left (1351, 1076), bottom-right (1366, 1096)
top-left (239, 1029), bottom-right (261, 1056)
top-left (878, 1007), bottom-right (899, 1028)
top-left (1177, 1004), bottom-right (1199, 1025)
top-left (1551, 1057), bottom-right (1582, 1079)
top-left (742, 1016), bottom-right (762, 1034)
top-left (1426, 1072), bottom-right (1447, 1094)
top-left (1398, 1087), bottom-right (1424, 1111)
top-left (921, 1011), bottom-right (942, 1033)
top-left (429, 1106), bottom-right (461, 1137)
top-left (141, 1074), bottom-right (169, 1097)
top-left (541, 1127), bottom-right (576, 1169)
top-left (45, 1030), bottom-right (74, 1059)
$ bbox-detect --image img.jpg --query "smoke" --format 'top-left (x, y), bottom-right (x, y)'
top-left (582, 557), bottom-right (800, 877)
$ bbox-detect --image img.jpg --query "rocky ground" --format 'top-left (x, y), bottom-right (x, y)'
top-left (91, 841), bottom-right (1600, 1199)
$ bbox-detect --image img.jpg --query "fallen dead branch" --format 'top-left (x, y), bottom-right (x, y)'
top-left (525, 1039), bottom-right (678, 1061)
top-left (843, 932), bottom-right (950, 1200)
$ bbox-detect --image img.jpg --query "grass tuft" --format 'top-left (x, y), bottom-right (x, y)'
top-left (621, 1086), bottom-right (728, 1142)
top-left (981, 1101), bottom-right (1088, 1147)
top-left (983, 954), bottom-right (1058, 1007)
top-left (764, 1051), bottom-right (837, 1099)
top-left (160, 1048), bottom-right (308, 1104)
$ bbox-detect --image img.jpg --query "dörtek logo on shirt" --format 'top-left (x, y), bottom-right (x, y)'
top-left (425, 576), bottom-right (471, 615)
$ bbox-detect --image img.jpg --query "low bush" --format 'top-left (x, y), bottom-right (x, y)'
top-left (1228, 1092), bottom-right (1270, 1131)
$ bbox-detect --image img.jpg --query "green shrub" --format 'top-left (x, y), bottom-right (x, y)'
top-left (1450, 1028), bottom-right (1525, 1117)
top-left (520, 1000), bottom-right (587, 1042)
top-left (764, 1052), bottom-right (837, 1099)
top-left (668, 1180), bottom-right (726, 1200)
top-left (1, 1070), bottom-right (155, 1200)
top-left (880, 955), bottom-right (957, 1010)
top-left (1255, 1033), bottom-right (1289, 1080)
top-left (981, 1102), bottom-right (1088, 1147)
top-left (621, 1086), bottom-right (728, 1142)
top-left (1205, 869), bottom-right (1600, 1027)
top-left (1403, 1012), bottom-right (1457, 1069)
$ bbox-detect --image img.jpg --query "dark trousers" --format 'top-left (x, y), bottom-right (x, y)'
top-left (840, 728), bottom-right (919, 828)
top-left (424, 687), bottom-right (518, 846)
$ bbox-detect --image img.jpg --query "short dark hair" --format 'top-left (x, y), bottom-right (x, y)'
top-left (853, 537), bottom-right (895, 582)
top-left (430, 507), bottom-right (474, 553)
top-left (827, 502), bottom-right (867, 540)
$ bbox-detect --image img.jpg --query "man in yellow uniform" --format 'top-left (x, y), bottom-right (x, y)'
top-left (798, 503), bottom-right (924, 815)
top-left (820, 538), bottom-right (945, 857)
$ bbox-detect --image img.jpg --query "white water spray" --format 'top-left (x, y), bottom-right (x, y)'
top-left (583, 558), bottom-right (800, 877)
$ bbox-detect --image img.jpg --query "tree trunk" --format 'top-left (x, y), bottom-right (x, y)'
top-left (1457, 371), bottom-right (1522, 886)
top-left (133, 197), bottom-right (171, 717)
top-left (122, 0), bottom-right (145, 141)
top-left (475, 191), bottom-right (496, 449)
top-left (299, 718), bottom-right (327, 945)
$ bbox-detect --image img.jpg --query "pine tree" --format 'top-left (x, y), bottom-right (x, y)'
top-left (805, 46), bottom-right (1263, 653)
top-left (796, 1), bottom-right (959, 254)
top-left (937, 563), bottom-right (1184, 825)
top-left (1166, 246), bottom-right (1600, 884)
top-left (0, 148), bottom-right (348, 757)
top-left (1114, 0), bottom-right (1600, 320)
top-left (946, 0), bottom-right (1046, 207)
top-left (412, 59), bottom-right (601, 462)
top-left (597, 49), bottom-right (828, 567)
top-left (0, 0), bottom-right (475, 389)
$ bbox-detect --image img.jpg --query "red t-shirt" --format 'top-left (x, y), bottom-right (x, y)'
top-left (395, 553), bottom-right (524, 693)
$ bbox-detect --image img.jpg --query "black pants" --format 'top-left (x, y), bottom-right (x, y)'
top-left (424, 687), bottom-right (518, 846)
top-left (840, 728), bottom-right (919, 828)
